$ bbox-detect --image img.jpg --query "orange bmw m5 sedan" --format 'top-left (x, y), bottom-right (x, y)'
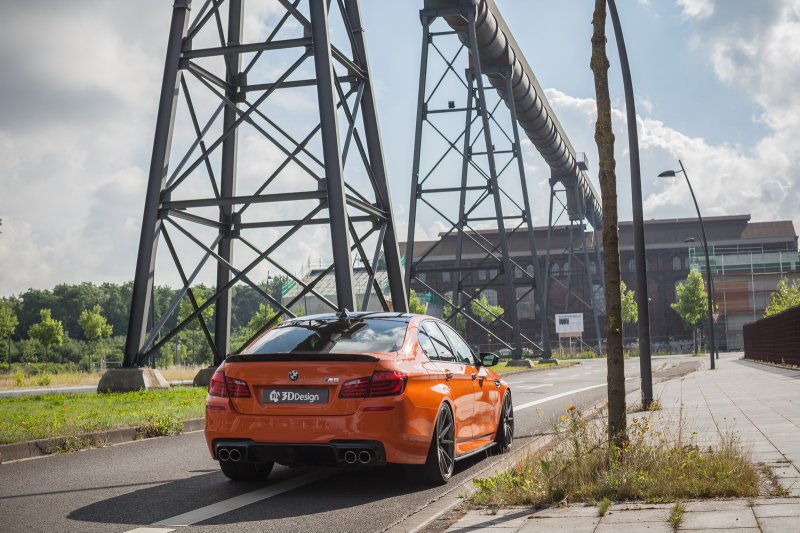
top-left (205, 311), bottom-right (513, 485)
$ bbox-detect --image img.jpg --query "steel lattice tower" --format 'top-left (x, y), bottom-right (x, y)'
top-left (405, 1), bottom-right (550, 358)
top-left (124, 0), bottom-right (407, 368)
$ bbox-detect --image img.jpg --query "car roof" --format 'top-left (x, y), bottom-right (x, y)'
top-left (282, 311), bottom-right (417, 325)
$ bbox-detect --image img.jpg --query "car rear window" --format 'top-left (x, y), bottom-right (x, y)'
top-left (244, 318), bottom-right (409, 355)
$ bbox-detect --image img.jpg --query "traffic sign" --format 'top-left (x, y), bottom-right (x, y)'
top-left (712, 312), bottom-right (721, 323)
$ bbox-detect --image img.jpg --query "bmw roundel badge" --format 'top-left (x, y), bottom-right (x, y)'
top-left (289, 370), bottom-right (299, 381)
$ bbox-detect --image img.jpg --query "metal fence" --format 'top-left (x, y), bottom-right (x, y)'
top-left (743, 307), bottom-right (800, 365)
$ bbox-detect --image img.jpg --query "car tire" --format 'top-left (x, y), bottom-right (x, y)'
top-left (494, 392), bottom-right (514, 453)
top-left (219, 460), bottom-right (274, 482)
top-left (406, 403), bottom-right (455, 485)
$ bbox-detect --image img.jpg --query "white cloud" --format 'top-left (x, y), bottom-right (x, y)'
top-left (677, 0), bottom-right (715, 20)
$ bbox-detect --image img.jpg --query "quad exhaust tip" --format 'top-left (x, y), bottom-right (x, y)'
top-left (344, 450), bottom-right (358, 464)
top-left (218, 447), bottom-right (242, 462)
top-left (358, 450), bottom-right (372, 464)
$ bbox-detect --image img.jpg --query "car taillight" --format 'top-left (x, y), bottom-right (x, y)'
top-left (208, 370), bottom-right (251, 398)
top-left (339, 376), bottom-right (371, 398)
top-left (339, 371), bottom-right (407, 398)
top-left (369, 371), bottom-right (408, 397)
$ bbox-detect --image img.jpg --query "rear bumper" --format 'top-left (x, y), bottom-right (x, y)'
top-left (205, 396), bottom-right (436, 465)
top-left (212, 439), bottom-right (386, 466)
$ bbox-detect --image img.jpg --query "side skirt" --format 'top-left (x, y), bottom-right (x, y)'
top-left (454, 440), bottom-right (496, 462)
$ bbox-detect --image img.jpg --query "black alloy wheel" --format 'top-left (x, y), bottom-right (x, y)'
top-left (408, 404), bottom-right (455, 485)
top-left (435, 404), bottom-right (456, 479)
top-left (495, 392), bottom-right (514, 452)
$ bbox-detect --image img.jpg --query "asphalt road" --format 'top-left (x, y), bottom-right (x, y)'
top-left (0, 356), bottom-right (696, 533)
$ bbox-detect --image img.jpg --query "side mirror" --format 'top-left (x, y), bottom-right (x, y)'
top-left (479, 352), bottom-right (500, 367)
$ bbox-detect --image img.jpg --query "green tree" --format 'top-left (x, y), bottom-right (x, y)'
top-left (591, 0), bottom-right (626, 445)
top-left (470, 293), bottom-right (504, 323)
top-left (177, 293), bottom-right (214, 366)
top-left (0, 300), bottom-right (19, 370)
top-left (267, 275), bottom-right (290, 303)
top-left (621, 280), bottom-right (638, 326)
top-left (408, 290), bottom-right (426, 314)
top-left (764, 278), bottom-right (800, 317)
top-left (28, 309), bottom-right (64, 372)
top-left (247, 303), bottom-right (283, 337)
top-left (470, 293), bottom-right (505, 348)
top-left (671, 269), bottom-right (708, 354)
top-left (442, 304), bottom-right (466, 335)
top-left (78, 304), bottom-right (113, 370)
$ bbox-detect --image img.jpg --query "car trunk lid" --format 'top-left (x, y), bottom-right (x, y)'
top-left (223, 353), bottom-right (381, 416)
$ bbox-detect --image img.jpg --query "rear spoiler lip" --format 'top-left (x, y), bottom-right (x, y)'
top-left (225, 353), bottom-right (381, 363)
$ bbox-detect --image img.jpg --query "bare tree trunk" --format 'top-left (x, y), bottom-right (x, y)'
top-left (591, 0), bottom-right (626, 447)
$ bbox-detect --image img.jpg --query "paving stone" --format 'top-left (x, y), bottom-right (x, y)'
top-left (529, 505), bottom-right (598, 518)
top-left (757, 516), bottom-right (800, 533)
top-left (683, 500), bottom-right (753, 512)
top-left (679, 509), bottom-right (758, 529)
top-left (595, 522), bottom-right (671, 533)
top-left (518, 516), bottom-right (599, 532)
top-left (752, 502), bottom-right (800, 518)
top-left (601, 508), bottom-right (669, 523)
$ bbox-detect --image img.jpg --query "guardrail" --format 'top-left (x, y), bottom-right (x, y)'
top-left (743, 306), bottom-right (800, 365)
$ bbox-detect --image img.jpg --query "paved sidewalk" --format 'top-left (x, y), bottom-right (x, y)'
top-left (446, 354), bottom-right (800, 532)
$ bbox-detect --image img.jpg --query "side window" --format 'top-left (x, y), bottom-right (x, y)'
top-left (417, 330), bottom-right (435, 359)
top-left (421, 322), bottom-right (456, 362)
top-left (439, 323), bottom-right (475, 365)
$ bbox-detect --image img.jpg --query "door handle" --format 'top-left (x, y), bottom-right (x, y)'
top-left (445, 370), bottom-right (453, 381)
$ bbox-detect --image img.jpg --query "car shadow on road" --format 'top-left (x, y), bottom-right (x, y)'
top-left (67, 457), bottom-right (489, 528)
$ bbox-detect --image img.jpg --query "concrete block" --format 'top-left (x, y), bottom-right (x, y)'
top-left (193, 367), bottom-right (217, 387)
top-left (679, 508), bottom-right (757, 530)
top-left (757, 516), bottom-right (800, 533)
top-left (507, 359), bottom-right (534, 368)
top-left (97, 368), bottom-right (170, 393)
top-left (753, 502), bottom-right (800, 518)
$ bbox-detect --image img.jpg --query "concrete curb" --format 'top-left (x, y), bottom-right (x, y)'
top-left (0, 417), bottom-right (204, 463)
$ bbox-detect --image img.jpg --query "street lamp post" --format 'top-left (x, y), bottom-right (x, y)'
top-left (607, 0), bottom-right (654, 407)
top-left (658, 161), bottom-right (716, 370)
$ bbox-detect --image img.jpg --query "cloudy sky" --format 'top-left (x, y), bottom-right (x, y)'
top-left (1, 0), bottom-right (798, 296)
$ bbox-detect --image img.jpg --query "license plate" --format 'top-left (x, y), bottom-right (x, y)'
top-left (262, 388), bottom-right (329, 404)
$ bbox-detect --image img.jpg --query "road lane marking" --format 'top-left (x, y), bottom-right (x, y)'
top-left (125, 529), bottom-right (175, 533)
top-left (516, 384), bottom-right (554, 391)
top-left (150, 469), bottom-right (335, 527)
top-left (514, 378), bottom-right (631, 412)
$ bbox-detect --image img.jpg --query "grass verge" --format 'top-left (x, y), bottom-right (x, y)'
top-left (495, 360), bottom-right (577, 376)
top-left (0, 366), bottom-right (203, 390)
top-left (468, 407), bottom-right (760, 508)
top-left (0, 387), bottom-right (206, 444)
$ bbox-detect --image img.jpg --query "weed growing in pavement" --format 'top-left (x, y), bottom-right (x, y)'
top-left (758, 463), bottom-right (790, 497)
top-left (0, 387), bottom-right (206, 444)
top-left (627, 399), bottom-right (663, 413)
top-left (468, 406), bottom-right (759, 508)
top-left (668, 501), bottom-right (684, 530)
top-left (597, 498), bottom-right (611, 516)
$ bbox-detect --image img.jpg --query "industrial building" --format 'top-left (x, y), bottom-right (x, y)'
top-left (395, 214), bottom-right (798, 352)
